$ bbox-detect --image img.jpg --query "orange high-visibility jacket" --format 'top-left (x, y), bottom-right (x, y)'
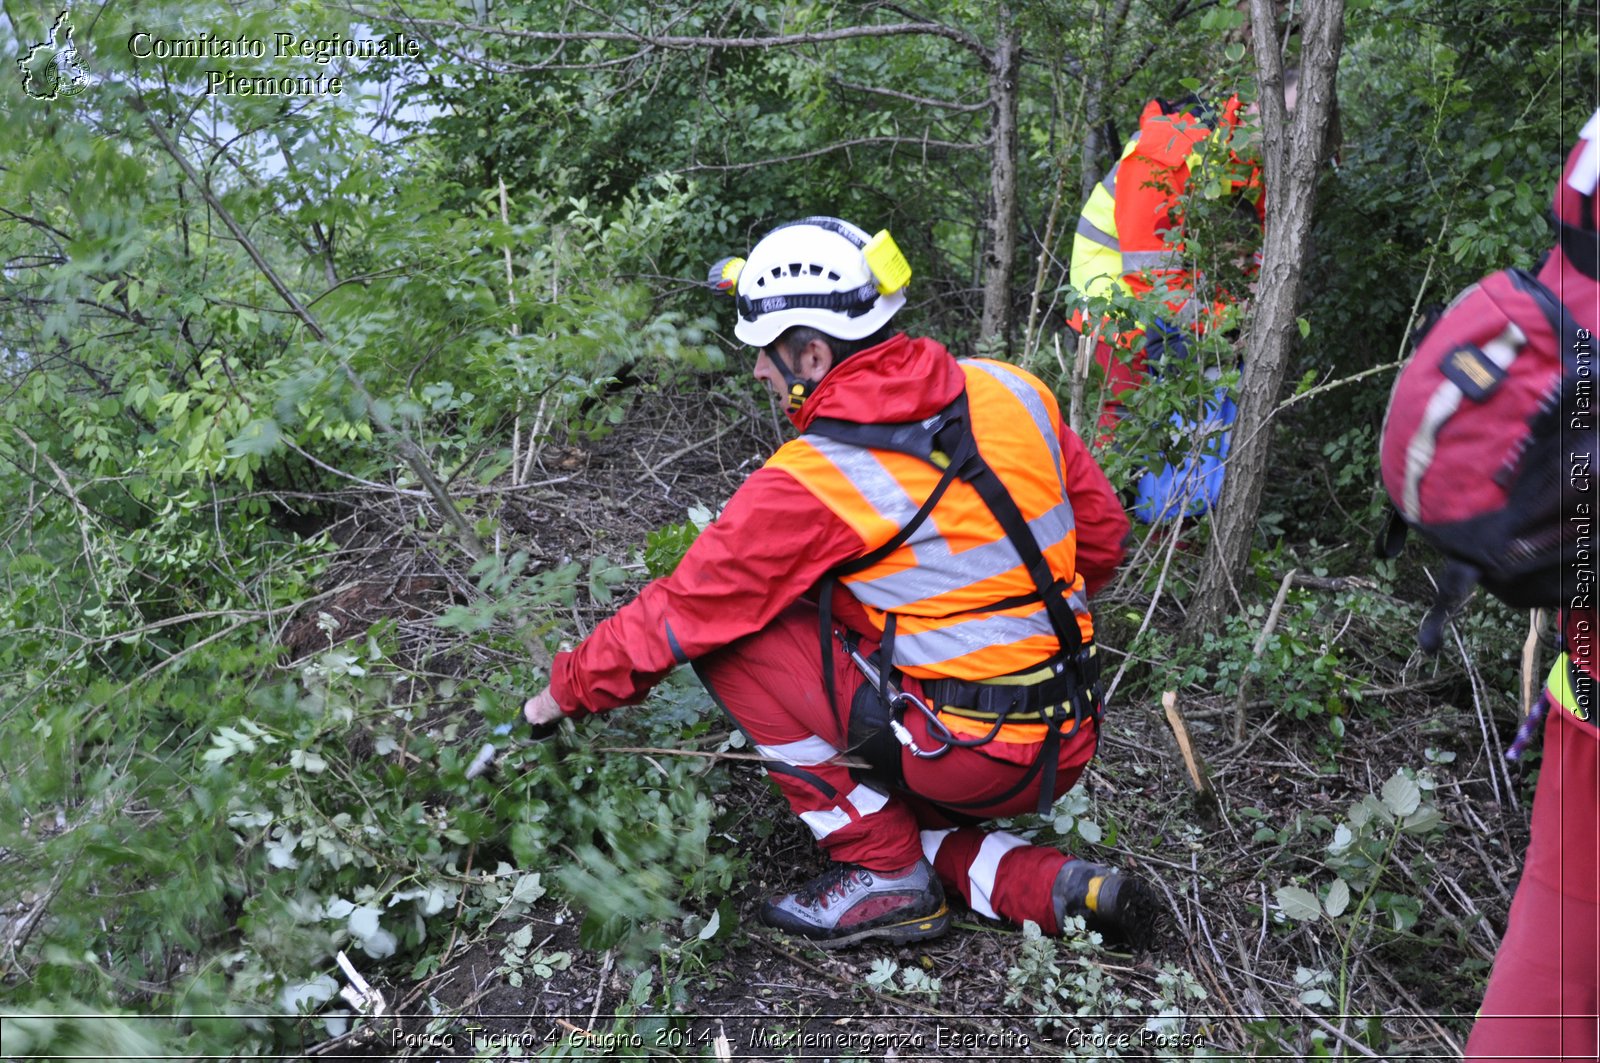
top-left (766, 358), bottom-right (1093, 681)
top-left (1070, 95), bottom-right (1264, 333)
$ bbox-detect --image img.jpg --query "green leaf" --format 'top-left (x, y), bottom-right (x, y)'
top-left (696, 909), bottom-right (721, 941)
top-left (865, 957), bottom-right (898, 988)
top-left (290, 749), bottom-right (327, 774)
top-left (1329, 824), bottom-right (1355, 854)
top-left (1324, 878), bottom-right (1351, 918)
top-left (1381, 772), bottom-right (1422, 818)
top-left (579, 911), bottom-right (629, 951)
top-left (510, 873), bottom-right (546, 905)
top-left (224, 419), bottom-right (282, 458)
top-left (1400, 806), bottom-right (1443, 834)
top-left (348, 906), bottom-right (382, 941)
top-left (281, 976), bottom-right (338, 1013)
top-left (509, 822), bottom-right (544, 868)
top-left (1275, 885), bottom-right (1323, 922)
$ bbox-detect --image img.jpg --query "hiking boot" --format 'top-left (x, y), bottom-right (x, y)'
top-left (760, 858), bottom-right (950, 948)
top-left (1052, 860), bottom-right (1160, 950)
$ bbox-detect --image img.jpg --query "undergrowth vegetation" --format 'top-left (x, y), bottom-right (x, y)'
top-left (1, 0), bottom-right (1592, 1058)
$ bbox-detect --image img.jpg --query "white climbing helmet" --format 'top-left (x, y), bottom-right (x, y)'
top-left (713, 217), bottom-right (911, 348)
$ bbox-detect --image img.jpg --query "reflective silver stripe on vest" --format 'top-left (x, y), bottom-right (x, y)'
top-left (846, 499), bottom-right (1076, 610)
top-left (1121, 249), bottom-right (1184, 272)
top-left (1403, 321), bottom-right (1524, 521)
top-left (1075, 213), bottom-right (1120, 251)
top-left (892, 606), bottom-right (1055, 669)
top-left (802, 434), bottom-right (944, 562)
top-left (962, 360), bottom-right (1067, 493)
top-left (1100, 161), bottom-right (1119, 198)
top-left (805, 433), bottom-right (917, 523)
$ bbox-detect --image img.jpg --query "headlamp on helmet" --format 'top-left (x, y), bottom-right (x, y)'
top-left (707, 256), bottom-right (745, 293)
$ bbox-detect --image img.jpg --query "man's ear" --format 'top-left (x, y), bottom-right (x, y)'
top-left (795, 337), bottom-right (835, 380)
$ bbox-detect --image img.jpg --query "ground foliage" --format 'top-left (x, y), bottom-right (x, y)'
top-left (0, 0), bottom-right (1595, 1059)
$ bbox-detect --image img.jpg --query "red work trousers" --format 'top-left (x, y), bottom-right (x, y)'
top-left (1466, 707), bottom-right (1600, 1060)
top-left (695, 603), bottom-right (1100, 933)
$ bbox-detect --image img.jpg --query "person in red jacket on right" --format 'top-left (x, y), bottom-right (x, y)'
top-left (1463, 110), bottom-right (1600, 1062)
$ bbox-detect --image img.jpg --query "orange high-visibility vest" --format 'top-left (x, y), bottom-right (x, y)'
top-left (767, 359), bottom-right (1093, 681)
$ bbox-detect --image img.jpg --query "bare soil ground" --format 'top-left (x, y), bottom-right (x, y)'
top-left (293, 379), bottom-right (1530, 1061)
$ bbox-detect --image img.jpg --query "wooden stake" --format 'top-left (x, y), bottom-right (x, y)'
top-left (1521, 609), bottom-right (1545, 717)
top-left (1163, 690), bottom-right (1213, 798)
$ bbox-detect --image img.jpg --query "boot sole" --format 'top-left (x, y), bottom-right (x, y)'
top-left (1088, 876), bottom-right (1163, 951)
top-left (773, 902), bottom-right (952, 950)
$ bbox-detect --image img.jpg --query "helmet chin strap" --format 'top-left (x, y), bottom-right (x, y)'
top-left (767, 346), bottom-right (819, 413)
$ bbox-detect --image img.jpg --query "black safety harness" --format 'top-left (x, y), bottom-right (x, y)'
top-left (808, 388), bottom-right (1103, 816)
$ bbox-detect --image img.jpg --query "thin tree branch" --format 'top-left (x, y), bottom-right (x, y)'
top-left (828, 76), bottom-right (990, 112)
top-left (675, 133), bottom-right (990, 173)
top-left (13, 427), bottom-right (108, 600)
top-left (341, 7), bottom-right (987, 54)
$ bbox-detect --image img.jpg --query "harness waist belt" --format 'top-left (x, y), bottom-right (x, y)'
top-left (922, 647), bottom-right (1100, 723)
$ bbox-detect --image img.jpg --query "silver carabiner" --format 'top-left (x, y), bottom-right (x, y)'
top-left (840, 637), bottom-right (950, 758)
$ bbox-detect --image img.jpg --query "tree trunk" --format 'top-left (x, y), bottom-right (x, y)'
top-left (1079, 0), bottom-right (1133, 203)
top-left (1183, 0), bottom-right (1346, 638)
top-left (979, 8), bottom-right (1021, 352)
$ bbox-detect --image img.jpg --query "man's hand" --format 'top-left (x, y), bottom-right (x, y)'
top-left (524, 688), bottom-right (564, 727)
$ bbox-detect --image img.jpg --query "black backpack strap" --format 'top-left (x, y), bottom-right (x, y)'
top-left (922, 397), bottom-right (1098, 815)
top-left (808, 398), bottom-right (963, 462)
top-left (1375, 506), bottom-right (1408, 560)
top-left (1419, 560), bottom-right (1482, 655)
top-left (940, 418), bottom-right (1085, 656)
top-left (1559, 217), bottom-right (1600, 281)
top-left (813, 406), bottom-right (967, 712)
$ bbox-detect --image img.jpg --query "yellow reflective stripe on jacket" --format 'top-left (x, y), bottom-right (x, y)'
top-left (1548, 653), bottom-right (1594, 722)
top-left (939, 711), bottom-right (1049, 745)
top-left (1071, 180), bottom-right (1125, 300)
top-left (1070, 132), bottom-right (1146, 301)
top-left (1121, 249), bottom-right (1186, 272)
top-left (768, 359), bottom-right (1093, 681)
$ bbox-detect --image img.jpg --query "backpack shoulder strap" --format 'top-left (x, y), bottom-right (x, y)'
top-left (808, 389), bottom-right (1086, 656)
top-left (807, 394), bottom-right (968, 712)
top-left (805, 394), bottom-right (968, 576)
top-left (1558, 217), bottom-right (1600, 282)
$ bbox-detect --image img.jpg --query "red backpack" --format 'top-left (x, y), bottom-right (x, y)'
top-left (1379, 119), bottom-right (1600, 652)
